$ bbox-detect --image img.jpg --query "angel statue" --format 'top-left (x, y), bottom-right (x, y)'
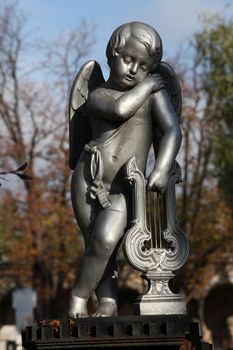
top-left (68, 21), bottom-right (183, 318)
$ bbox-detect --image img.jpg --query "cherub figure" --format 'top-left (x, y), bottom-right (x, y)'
top-left (68, 22), bottom-right (182, 317)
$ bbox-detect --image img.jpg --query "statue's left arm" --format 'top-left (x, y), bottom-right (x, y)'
top-left (147, 89), bottom-right (182, 192)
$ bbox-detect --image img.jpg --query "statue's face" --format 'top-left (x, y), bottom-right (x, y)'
top-left (110, 37), bottom-right (155, 90)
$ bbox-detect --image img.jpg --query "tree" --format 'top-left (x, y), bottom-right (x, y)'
top-left (175, 14), bottom-right (233, 302)
top-left (0, 2), bottom-right (95, 318)
top-left (192, 15), bottom-right (233, 209)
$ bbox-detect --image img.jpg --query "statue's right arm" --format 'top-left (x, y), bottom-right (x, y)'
top-left (87, 76), bottom-right (164, 121)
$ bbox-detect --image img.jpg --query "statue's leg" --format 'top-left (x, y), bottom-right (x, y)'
top-left (93, 249), bottom-right (118, 317)
top-left (70, 158), bottom-right (95, 243)
top-left (70, 193), bottom-right (127, 317)
top-left (69, 159), bottom-right (97, 317)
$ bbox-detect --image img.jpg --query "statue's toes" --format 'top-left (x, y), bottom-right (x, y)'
top-left (92, 312), bottom-right (105, 317)
top-left (92, 302), bottom-right (117, 317)
top-left (69, 312), bottom-right (88, 318)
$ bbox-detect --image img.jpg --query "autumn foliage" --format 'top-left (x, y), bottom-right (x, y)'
top-left (0, 2), bottom-right (93, 317)
top-left (175, 13), bottom-right (233, 302)
top-left (0, 3), bottom-right (232, 320)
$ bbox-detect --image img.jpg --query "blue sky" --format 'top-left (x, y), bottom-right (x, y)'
top-left (18, 0), bottom-right (232, 70)
top-left (2, 0), bottom-right (232, 190)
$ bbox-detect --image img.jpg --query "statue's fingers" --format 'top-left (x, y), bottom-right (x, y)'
top-left (146, 180), bottom-right (153, 191)
top-left (147, 181), bottom-right (157, 192)
top-left (158, 78), bottom-right (165, 89)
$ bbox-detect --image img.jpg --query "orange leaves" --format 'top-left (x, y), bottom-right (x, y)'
top-left (0, 156), bottom-right (82, 296)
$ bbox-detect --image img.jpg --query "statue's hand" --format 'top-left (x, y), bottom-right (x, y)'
top-left (147, 170), bottom-right (168, 193)
top-left (144, 74), bottom-right (165, 93)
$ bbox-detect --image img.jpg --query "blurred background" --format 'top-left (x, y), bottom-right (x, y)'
top-left (0, 1), bottom-right (233, 349)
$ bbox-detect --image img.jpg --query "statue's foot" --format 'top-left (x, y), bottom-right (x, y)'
top-left (92, 297), bottom-right (117, 317)
top-left (69, 295), bottom-right (88, 318)
top-left (69, 312), bottom-right (88, 318)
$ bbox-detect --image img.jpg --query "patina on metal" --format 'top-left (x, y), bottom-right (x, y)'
top-left (68, 21), bottom-right (187, 318)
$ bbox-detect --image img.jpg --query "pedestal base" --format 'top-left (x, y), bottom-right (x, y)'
top-left (22, 315), bottom-right (212, 349)
top-left (134, 294), bottom-right (187, 315)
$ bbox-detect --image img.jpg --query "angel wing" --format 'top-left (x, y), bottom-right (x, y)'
top-left (156, 61), bottom-right (182, 121)
top-left (152, 61), bottom-right (182, 171)
top-left (69, 60), bottom-right (105, 170)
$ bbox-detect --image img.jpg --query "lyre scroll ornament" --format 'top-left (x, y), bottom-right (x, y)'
top-left (124, 157), bottom-right (189, 315)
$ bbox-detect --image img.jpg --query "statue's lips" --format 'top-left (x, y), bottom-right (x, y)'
top-left (125, 75), bottom-right (134, 82)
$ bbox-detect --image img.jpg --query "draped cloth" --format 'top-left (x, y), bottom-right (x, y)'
top-left (84, 144), bottom-right (111, 209)
top-left (84, 120), bottom-right (131, 209)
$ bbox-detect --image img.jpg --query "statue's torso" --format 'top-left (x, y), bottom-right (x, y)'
top-left (85, 92), bottom-right (153, 192)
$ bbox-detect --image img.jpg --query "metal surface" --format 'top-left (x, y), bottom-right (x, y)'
top-left (69, 21), bottom-right (184, 317)
top-left (21, 316), bottom-right (212, 349)
top-left (124, 158), bottom-right (188, 315)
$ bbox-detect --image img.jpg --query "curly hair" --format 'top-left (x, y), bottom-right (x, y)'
top-left (106, 22), bottom-right (163, 71)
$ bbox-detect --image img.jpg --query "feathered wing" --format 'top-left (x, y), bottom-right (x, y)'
top-left (156, 61), bottom-right (182, 121)
top-left (157, 62), bottom-right (183, 182)
top-left (69, 60), bottom-right (105, 170)
top-left (152, 62), bottom-right (182, 171)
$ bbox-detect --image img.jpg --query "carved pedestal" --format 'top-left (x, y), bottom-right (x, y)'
top-left (134, 272), bottom-right (186, 315)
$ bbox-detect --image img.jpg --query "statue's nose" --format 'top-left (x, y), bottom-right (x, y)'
top-left (129, 63), bottom-right (138, 75)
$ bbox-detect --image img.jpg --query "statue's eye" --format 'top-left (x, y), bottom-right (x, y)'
top-left (123, 57), bottom-right (131, 64)
top-left (140, 65), bottom-right (147, 72)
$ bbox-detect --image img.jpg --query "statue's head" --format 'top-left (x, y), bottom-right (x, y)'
top-left (106, 21), bottom-right (163, 73)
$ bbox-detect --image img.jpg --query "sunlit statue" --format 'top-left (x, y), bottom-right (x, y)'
top-left (68, 22), bottom-right (187, 318)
